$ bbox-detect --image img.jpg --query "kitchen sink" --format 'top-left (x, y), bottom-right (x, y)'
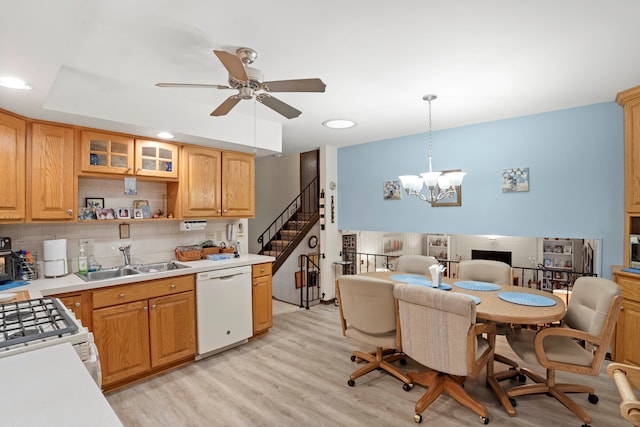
top-left (76, 262), bottom-right (190, 281)
top-left (76, 267), bottom-right (140, 282)
top-left (133, 262), bottom-right (190, 273)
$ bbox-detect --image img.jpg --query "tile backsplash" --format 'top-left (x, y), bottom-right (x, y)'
top-left (1, 178), bottom-right (249, 277)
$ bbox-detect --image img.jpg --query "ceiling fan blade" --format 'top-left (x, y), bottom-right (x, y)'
top-left (261, 78), bottom-right (326, 93)
top-left (256, 94), bottom-right (302, 119)
top-left (156, 83), bottom-right (230, 89)
top-left (211, 96), bottom-right (242, 116)
top-left (214, 50), bottom-right (248, 81)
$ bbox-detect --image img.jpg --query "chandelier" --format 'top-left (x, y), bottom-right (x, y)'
top-left (398, 94), bottom-right (466, 204)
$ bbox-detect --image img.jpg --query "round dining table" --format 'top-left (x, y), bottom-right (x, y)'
top-left (359, 270), bottom-right (567, 416)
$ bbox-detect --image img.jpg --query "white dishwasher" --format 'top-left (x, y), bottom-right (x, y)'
top-left (196, 265), bottom-right (253, 360)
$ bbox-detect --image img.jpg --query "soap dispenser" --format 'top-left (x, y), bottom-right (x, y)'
top-left (78, 244), bottom-right (88, 274)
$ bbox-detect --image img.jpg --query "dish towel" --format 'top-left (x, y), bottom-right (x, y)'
top-left (0, 281), bottom-right (29, 292)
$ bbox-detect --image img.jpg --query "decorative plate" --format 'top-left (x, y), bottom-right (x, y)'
top-left (498, 292), bottom-right (557, 307)
top-left (455, 281), bottom-right (501, 291)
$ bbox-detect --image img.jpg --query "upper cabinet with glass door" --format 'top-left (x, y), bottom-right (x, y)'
top-left (79, 132), bottom-right (178, 179)
top-left (80, 131), bottom-right (134, 175)
top-left (134, 139), bottom-right (178, 179)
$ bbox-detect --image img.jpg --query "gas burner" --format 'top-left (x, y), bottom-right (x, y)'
top-left (8, 329), bottom-right (39, 340)
top-left (5, 310), bottom-right (35, 323)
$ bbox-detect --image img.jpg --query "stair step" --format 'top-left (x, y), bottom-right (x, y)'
top-left (263, 250), bottom-right (279, 257)
top-left (270, 240), bottom-right (290, 248)
top-left (296, 213), bottom-right (316, 220)
top-left (284, 220), bottom-right (308, 228)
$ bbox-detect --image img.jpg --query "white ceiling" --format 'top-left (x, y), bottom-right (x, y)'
top-left (1, 1), bottom-right (639, 156)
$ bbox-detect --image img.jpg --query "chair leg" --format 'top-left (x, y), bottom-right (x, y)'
top-left (349, 347), bottom-right (411, 385)
top-left (506, 368), bottom-right (594, 425)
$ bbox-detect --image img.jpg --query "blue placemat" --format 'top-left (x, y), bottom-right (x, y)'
top-left (0, 281), bottom-right (29, 292)
top-left (498, 292), bottom-right (556, 307)
top-left (621, 268), bottom-right (640, 274)
top-left (455, 281), bottom-right (501, 291)
top-left (390, 274), bottom-right (451, 290)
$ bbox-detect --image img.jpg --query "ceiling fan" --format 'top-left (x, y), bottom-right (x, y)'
top-left (156, 47), bottom-right (326, 119)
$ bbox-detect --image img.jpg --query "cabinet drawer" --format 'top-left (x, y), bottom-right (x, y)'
top-left (615, 274), bottom-right (640, 303)
top-left (93, 275), bottom-right (195, 309)
top-left (252, 262), bottom-right (272, 278)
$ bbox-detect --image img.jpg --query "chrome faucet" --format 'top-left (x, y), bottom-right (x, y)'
top-left (119, 245), bottom-right (131, 265)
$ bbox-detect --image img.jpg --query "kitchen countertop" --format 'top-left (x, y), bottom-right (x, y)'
top-left (15, 254), bottom-right (275, 298)
top-left (0, 342), bottom-right (123, 427)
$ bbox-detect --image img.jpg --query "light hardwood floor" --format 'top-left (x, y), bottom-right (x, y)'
top-left (107, 303), bottom-right (625, 426)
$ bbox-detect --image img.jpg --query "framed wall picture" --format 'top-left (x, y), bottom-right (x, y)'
top-left (383, 180), bottom-right (401, 200)
top-left (86, 197), bottom-right (104, 209)
top-left (431, 170), bottom-right (462, 207)
top-left (502, 167), bottom-right (530, 192)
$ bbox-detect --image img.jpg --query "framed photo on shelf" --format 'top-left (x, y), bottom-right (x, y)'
top-left (116, 208), bottom-right (131, 219)
top-left (78, 207), bottom-right (96, 220)
top-left (563, 245), bottom-right (572, 254)
top-left (140, 205), bottom-right (152, 219)
top-left (133, 208), bottom-right (143, 219)
top-left (96, 208), bottom-right (115, 220)
top-left (544, 258), bottom-right (552, 267)
top-left (86, 197), bottom-right (104, 209)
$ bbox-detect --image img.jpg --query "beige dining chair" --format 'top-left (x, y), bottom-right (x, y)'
top-left (607, 362), bottom-right (640, 426)
top-left (393, 282), bottom-right (496, 424)
top-left (395, 255), bottom-right (439, 275)
top-left (506, 276), bottom-right (622, 426)
top-left (336, 275), bottom-right (412, 387)
top-left (456, 259), bottom-right (521, 383)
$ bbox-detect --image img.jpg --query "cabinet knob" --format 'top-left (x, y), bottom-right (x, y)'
top-left (74, 302), bottom-right (81, 308)
top-left (143, 306), bottom-right (148, 312)
top-left (170, 284), bottom-right (177, 289)
top-left (218, 209), bottom-right (222, 213)
top-left (136, 167), bottom-right (142, 172)
top-left (119, 293), bottom-right (125, 299)
top-left (260, 268), bottom-right (265, 273)
top-left (223, 209), bottom-right (228, 213)
top-left (152, 304), bottom-right (157, 310)
top-left (254, 281), bottom-right (258, 286)
top-left (127, 166), bottom-right (133, 173)
top-left (66, 209), bottom-right (73, 216)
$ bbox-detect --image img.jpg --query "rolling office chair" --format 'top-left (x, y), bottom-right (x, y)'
top-left (506, 277), bottom-right (622, 426)
top-left (456, 259), bottom-right (522, 383)
top-left (336, 275), bottom-right (412, 387)
top-left (395, 255), bottom-right (439, 275)
top-left (394, 282), bottom-right (496, 424)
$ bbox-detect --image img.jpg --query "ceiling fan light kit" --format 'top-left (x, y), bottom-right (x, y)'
top-left (398, 94), bottom-right (466, 206)
top-left (156, 47), bottom-right (326, 119)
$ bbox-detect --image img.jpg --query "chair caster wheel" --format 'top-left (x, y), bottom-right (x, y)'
top-left (414, 414), bottom-right (422, 423)
top-left (588, 393), bottom-right (599, 404)
top-left (350, 355), bottom-right (356, 362)
top-left (403, 383), bottom-right (414, 392)
top-left (518, 374), bottom-right (527, 384)
top-left (508, 397), bottom-right (517, 407)
top-left (400, 358), bottom-right (407, 366)
top-left (347, 379), bottom-right (355, 387)
top-left (481, 416), bottom-right (490, 424)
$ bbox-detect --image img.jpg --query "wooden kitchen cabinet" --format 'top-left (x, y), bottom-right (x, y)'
top-left (0, 111), bottom-right (26, 221)
top-left (617, 86), bottom-right (640, 267)
top-left (91, 274), bottom-right (196, 389)
top-left (79, 131), bottom-right (178, 179)
top-left (612, 269), bottom-right (640, 366)
top-left (252, 262), bottom-right (273, 337)
top-left (29, 123), bottom-right (76, 221)
top-left (177, 145), bottom-right (254, 218)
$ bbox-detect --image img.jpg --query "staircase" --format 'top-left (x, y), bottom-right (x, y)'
top-left (258, 177), bottom-right (319, 274)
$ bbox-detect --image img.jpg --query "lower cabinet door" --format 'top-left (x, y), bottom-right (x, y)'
top-left (149, 291), bottom-right (196, 367)
top-left (92, 300), bottom-right (150, 386)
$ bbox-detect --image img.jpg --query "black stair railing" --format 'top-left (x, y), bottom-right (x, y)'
top-left (257, 176), bottom-right (319, 267)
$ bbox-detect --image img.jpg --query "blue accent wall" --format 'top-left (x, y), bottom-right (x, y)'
top-left (338, 102), bottom-right (624, 277)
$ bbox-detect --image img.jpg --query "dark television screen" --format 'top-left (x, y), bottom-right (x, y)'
top-left (471, 249), bottom-right (512, 266)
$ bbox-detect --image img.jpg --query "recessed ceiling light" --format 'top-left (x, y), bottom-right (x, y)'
top-left (323, 119), bottom-right (356, 129)
top-left (157, 131), bottom-right (174, 139)
top-left (0, 76), bottom-right (32, 90)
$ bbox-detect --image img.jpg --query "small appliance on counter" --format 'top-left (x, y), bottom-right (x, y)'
top-left (0, 237), bottom-right (20, 285)
top-left (43, 238), bottom-right (68, 278)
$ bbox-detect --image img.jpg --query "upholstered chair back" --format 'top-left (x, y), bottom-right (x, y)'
top-left (394, 283), bottom-right (479, 377)
top-left (564, 276), bottom-right (622, 337)
top-left (395, 255), bottom-right (439, 275)
top-left (337, 276), bottom-right (397, 348)
top-left (457, 259), bottom-right (512, 285)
